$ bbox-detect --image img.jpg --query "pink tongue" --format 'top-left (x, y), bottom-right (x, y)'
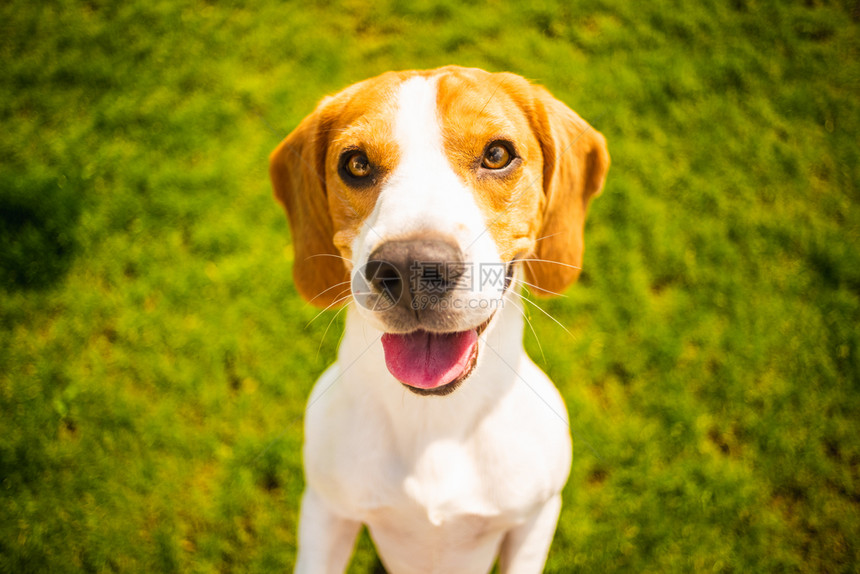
top-left (381, 330), bottom-right (478, 389)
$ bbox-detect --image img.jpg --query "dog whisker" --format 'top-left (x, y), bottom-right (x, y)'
top-left (515, 258), bottom-right (582, 271)
top-left (506, 289), bottom-right (572, 338)
top-left (513, 276), bottom-right (569, 298)
top-left (305, 289), bottom-right (353, 328)
top-left (306, 280), bottom-right (352, 308)
top-left (306, 253), bottom-right (355, 265)
top-left (317, 301), bottom-right (351, 360)
top-left (503, 292), bottom-right (546, 363)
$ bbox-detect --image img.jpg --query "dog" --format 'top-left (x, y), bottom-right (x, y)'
top-left (270, 66), bottom-right (609, 573)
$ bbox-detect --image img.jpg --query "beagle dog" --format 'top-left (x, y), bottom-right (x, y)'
top-left (270, 66), bottom-right (609, 573)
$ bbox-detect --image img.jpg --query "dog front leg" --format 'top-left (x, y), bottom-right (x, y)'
top-left (497, 494), bottom-right (563, 573)
top-left (294, 488), bottom-right (361, 574)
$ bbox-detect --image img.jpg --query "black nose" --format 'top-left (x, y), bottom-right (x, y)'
top-left (364, 238), bottom-right (464, 309)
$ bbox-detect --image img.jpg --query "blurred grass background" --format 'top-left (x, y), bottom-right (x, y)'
top-left (1, 0), bottom-right (858, 572)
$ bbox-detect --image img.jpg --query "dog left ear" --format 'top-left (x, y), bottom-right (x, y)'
top-left (524, 85), bottom-right (610, 296)
top-left (270, 101), bottom-right (350, 308)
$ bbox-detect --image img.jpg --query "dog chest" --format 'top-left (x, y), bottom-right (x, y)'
top-left (304, 365), bottom-right (569, 527)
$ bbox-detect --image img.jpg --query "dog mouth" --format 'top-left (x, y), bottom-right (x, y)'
top-left (377, 258), bottom-right (515, 396)
top-left (380, 314), bottom-right (494, 396)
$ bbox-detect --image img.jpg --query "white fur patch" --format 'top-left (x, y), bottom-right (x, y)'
top-left (377, 75), bottom-right (475, 239)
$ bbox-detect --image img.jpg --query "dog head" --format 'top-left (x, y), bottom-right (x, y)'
top-left (271, 66), bottom-right (609, 395)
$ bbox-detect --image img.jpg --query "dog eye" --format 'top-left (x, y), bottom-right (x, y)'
top-left (482, 143), bottom-right (512, 170)
top-left (345, 152), bottom-right (372, 178)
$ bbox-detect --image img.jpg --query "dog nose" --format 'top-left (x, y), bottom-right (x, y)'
top-left (364, 238), bottom-right (464, 309)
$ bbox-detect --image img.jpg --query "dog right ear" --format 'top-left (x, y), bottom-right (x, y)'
top-left (524, 85), bottom-right (610, 296)
top-left (270, 101), bottom-right (350, 308)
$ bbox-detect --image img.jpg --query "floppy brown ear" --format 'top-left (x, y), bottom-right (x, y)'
top-left (270, 103), bottom-right (349, 308)
top-left (524, 86), bottom-right (610, 296)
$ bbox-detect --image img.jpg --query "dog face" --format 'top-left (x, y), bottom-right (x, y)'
top-left (271, 66), bottom-right (609, 394)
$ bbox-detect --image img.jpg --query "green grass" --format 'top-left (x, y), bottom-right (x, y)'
top-left (1, 0), bottom-right (858, 572)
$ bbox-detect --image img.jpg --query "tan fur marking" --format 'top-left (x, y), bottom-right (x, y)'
top-left (435, 67), bottom-right (610, 295)
top-left (270, 72), bottom-right (410, 308)
top-left (435, 68), bottom-right (545, 264)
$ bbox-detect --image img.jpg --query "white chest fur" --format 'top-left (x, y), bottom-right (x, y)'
top-left (301, 301), bottom-right (572, 572)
